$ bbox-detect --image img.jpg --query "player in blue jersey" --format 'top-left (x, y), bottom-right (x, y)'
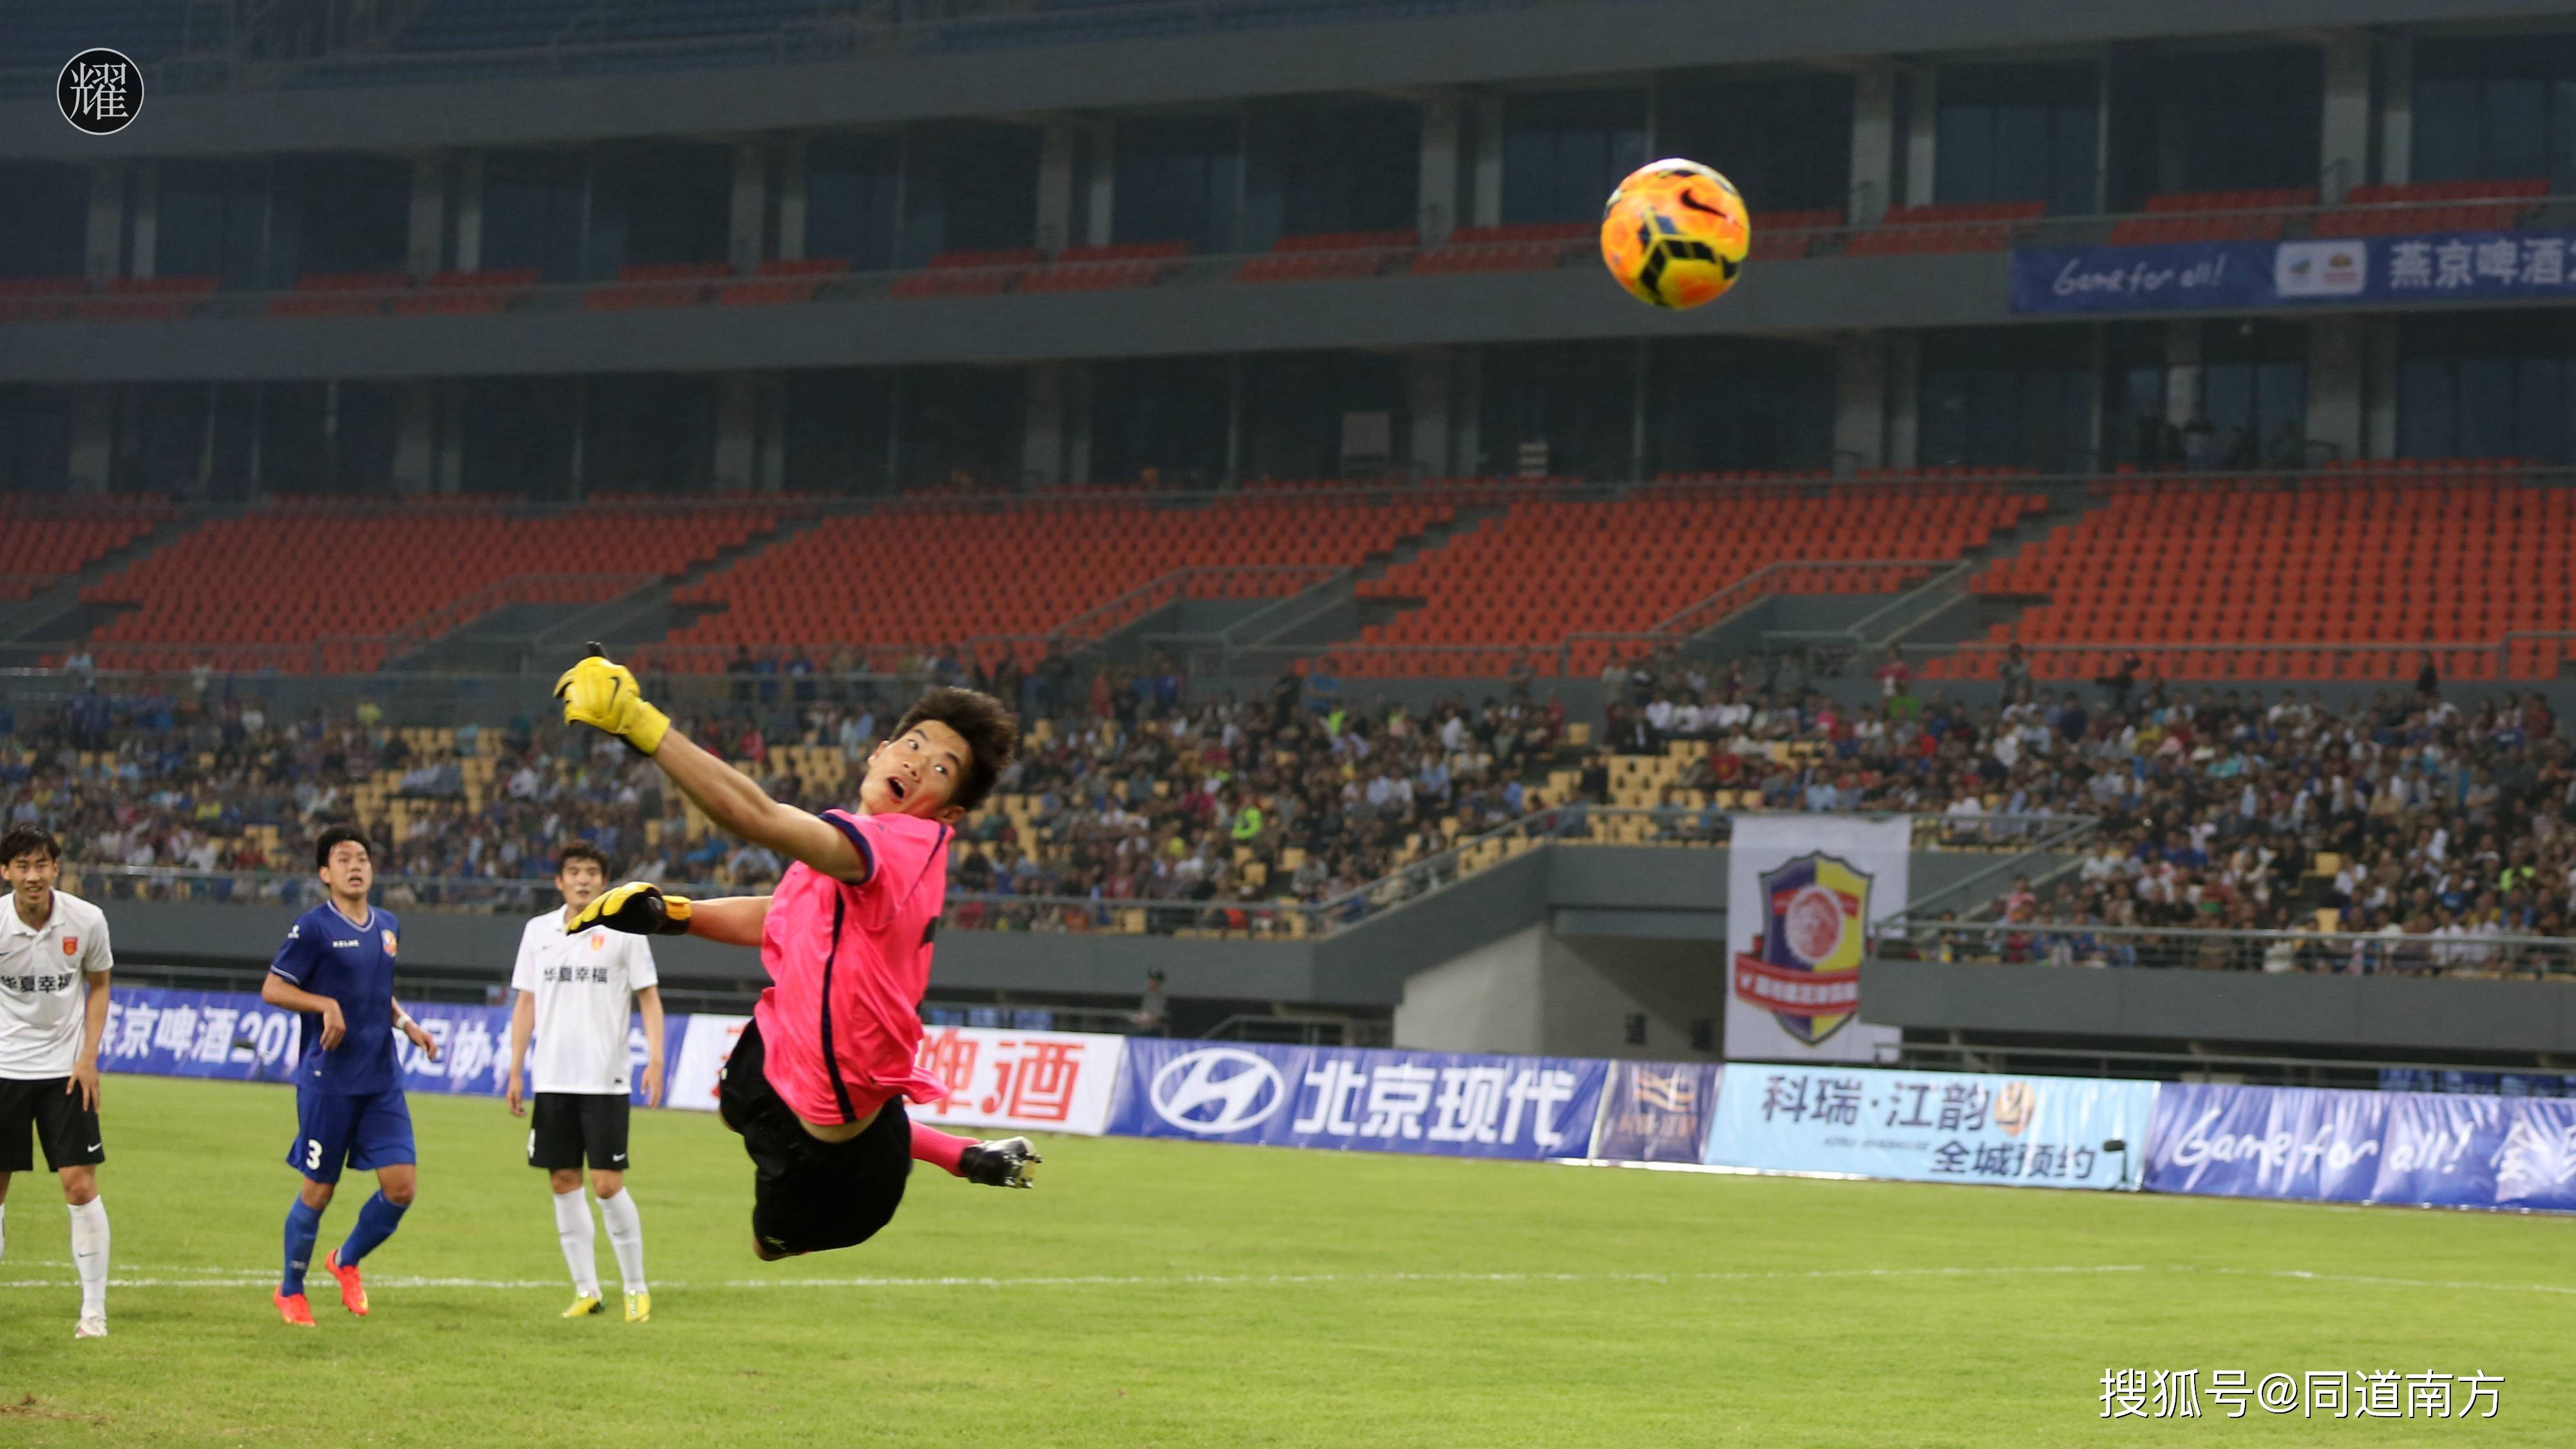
top-left (258, 826), bottom-right (441, 1327)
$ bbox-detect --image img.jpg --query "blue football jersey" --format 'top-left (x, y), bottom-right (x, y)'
top-left (270, 902), bottom-right (402, 1096)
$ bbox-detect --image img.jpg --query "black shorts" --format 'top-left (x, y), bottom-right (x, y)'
top-left (0, 1075), bottom-right (104, 1175)
top-left (527, 1092), bottom-right (631, 1173)
top-left (718, 1018), bottom-right (911, 1256)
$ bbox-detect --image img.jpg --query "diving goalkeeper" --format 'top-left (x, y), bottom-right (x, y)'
top-left (553, 648), bottom-right (1040, 1259)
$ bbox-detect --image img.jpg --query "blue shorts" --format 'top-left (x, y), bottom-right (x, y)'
top-left (287, 1086), bottom-right (415, 1185)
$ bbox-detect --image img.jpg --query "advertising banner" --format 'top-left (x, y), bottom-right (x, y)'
top-left (1704, 1064), bottom-right (2155, 1190)
top-left (1108, 1038), bottom-right (1607, 1161)
top-left (912, 1023), bottom-right (1124, 1135)
top-left (103, 985), bottom-right (679, 1106)
top-left (1589, 1060), bottom-right (1721, 1164)
top-left (1724, 815), bottom-right (1910, 1063)
top-left (2014, 231), bottom-right (2576, 315)
top-left (665, 1015), bottom-right (1126, 1134)
top-left (2143, 1083), bottom-right (2576, 1211)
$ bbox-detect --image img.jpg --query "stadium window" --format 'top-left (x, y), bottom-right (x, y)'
top-left (1240, 352), bottom-right (1406, 480)
top-left (155, 159), bottom-right (272, 290)
top-left (584, 375), bottom-right (719, 495)
top-left (115, 384), bottom-right (212, 497)
top-left (1657, 72), bottom-right (1854, 214)
top-left (1648, 337), bottom-right (1834, 475)
top-left (2395, 314), bottom-right (2576, 462)
top-left (1934, 62), bottom-right (2100, 214)
top-left (2413, 37), bottom-right (2576, 190)
top-left (1112, 114), bottom-right (1244, 252)
top-left (591, 142), bottom-right (731, 273)
top-left (904, 366), bottom-right (1027, 493)
top-left (1919, 328), bottom-right (2094, 473)
top-left (458, 376), bottom-right (577, 498)
top-left (0, 162), bottom-right (88, 280)
top-left (1482, 342), bottom-right (1637, 480)
top-left (269, 154), bottom-right (410, 282)
top-left (480, 149), bottom-right (587, 283)
top-left (0, 386), bottom-right (73, 493)
top-left (1088, 357), bottom-right (1225, 488)
top-left (803, 135), bottom-right (900, 273)
top-left (783, 368), bottom-right (895, 496)
top-left (1501, 90), bottom-right (1647, 225)
top-left (2101, 48), bottom-right (2322, 209)
top-left (1247, 100), bottom-right (1421, 243)
top-left (901, 122), bottom-right (1040, 261)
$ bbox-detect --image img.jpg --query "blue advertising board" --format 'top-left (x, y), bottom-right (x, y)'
top-left (2012, 231), bottom-right (2576, 314)
top-left (2143, 1082), bottom-right (2576, 1212)
top-left (1704, 1064), bottom-right (2155, 1190)
top-left (100, 985), bottom-right (679, 1106)
top-left (1108, 1038), bottom-right (1608, 1162)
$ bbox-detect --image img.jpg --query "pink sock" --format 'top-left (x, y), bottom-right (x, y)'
top-left (909, 1121), bottom-right (972, 1177)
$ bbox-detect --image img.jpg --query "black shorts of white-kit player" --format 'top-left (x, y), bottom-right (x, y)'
top-left (527, 1090), bottom-right (630, 1171)
top-left (0, 1075), bottom-right (104, 1173)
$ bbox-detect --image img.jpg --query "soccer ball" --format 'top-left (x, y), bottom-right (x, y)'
top-left (1598, 158), bottom-right (1751, 310)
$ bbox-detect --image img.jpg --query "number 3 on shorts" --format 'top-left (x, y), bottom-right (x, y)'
top-left (305, 1138), bottom-right (323, 1171)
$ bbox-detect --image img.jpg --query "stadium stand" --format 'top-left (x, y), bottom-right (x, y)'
top-left (74, 500), bottom-right (781, 673)
top-left (391, 268), bottom-right (544, 316)
top-left (2107, 189), bottom-right (2316, 245)
top-left (1331, 480), bottom-right (2045, 677)
top-left (1747, 209), bottom-right (1844, 261)
top-left (0, 276), bottom-right (91, 323)
top-left (585, 261), bottom-right (734, 310)
top-left (0, 498), bottom-right (172, 602)
top-left (1409, 223), bottom-right (1589, 276)
top-left (2330, 178), bottom-right (2548, 236)
top-left (1942, 467), bottom-right (2569, 682)
top-left (1019, 241), bottom-right (1192, 293)
top-left (1233, 230), bottom-right (1417, 283)
top-left (1843, 202), bottom-right (2045, 256)
top-left (78, 276), bottom-right (222, 323)
top-left (718, 256), bottom-right (850, 306)
top-left (886, 249), bottom-right (1042, 299)
top-left (658, 493), bottom-right (1455, 670)
top-left (267, 271), bottom-right (417, 319)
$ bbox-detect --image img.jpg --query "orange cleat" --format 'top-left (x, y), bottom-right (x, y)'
top-left (274, 1290), bottom-right (316, 1327)
top-left (324, 1249), bottom-right (369, 1317)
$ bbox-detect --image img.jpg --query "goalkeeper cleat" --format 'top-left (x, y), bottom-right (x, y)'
top-left (74, 1312), bottom-right (106, 1340)
top-left (625, 1290), bottom-right (651, 1324)
top-left (957, 1137), bottom-right (1042, 1189)
top-left (324, 1249), bottom-right (368, 1317)
top-left (274, 1290), bottom-right (316, 1328)
top-left (562, 1294), bottom-right (603, 1318)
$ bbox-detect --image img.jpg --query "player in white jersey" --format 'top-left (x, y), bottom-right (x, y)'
top-left (0, 826), bottom-right (114, 1339)
top-left (506, 842), bottom-right (665, 1323)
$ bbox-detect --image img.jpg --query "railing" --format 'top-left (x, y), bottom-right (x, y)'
top-left (12, 191), bottom-right (2568, 328)
top-left (1875, 918), bottom-right (2576, 980)
top-left (1914, 632), bottom-right (2576, 685)
top-left (50, 809), bottom-right (2094, 941)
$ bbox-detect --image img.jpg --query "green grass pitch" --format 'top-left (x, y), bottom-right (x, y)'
top-left (1, 1074), bottom-right (2570, 1447)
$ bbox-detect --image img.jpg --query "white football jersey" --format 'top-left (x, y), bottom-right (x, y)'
top-left (510, 910), bottom-right (658, 1095)
top-left (0, 890), bottom-right (113, 1080)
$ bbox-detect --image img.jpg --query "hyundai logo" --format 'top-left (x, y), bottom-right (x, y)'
top-left (1148, 1047), bottom-right (1286, 1133)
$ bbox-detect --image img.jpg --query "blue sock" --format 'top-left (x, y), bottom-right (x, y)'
top-left (282, 1198), bottom-right (325, 1296)
top-left (337, 1191), bottom-right (408, 1269)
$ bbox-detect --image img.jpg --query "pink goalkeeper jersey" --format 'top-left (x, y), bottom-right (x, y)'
top-left (752, 808), bottom-right (952, 1126)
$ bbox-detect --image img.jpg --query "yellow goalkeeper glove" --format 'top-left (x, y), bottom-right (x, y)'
top-left (553, 642), bottom-right (669, 756)
top-left (566, 880), bottom-right (694, 937)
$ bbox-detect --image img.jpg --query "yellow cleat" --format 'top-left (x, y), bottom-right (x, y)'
top-left (624, 1290), bottom-right (651, 1323)
top-left (561, 1294), bottom-right (603, 1319)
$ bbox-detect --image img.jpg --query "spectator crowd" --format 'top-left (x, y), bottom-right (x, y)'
top-left (8, 650), bottom-right (2576, 963)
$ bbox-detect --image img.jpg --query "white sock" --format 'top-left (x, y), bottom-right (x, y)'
top-left (551, 1189), bottom-right (598, 1299)
top-left (1, 1202), bottom-right (9, 1264)
top-left (596, 1189), bottom-right (646, 1296)
top-left (68, 1198), bottom-right (108, 1318)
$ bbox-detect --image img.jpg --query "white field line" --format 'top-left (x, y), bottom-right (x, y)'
top-left (3, 1263), bottom-right (2566, 1298)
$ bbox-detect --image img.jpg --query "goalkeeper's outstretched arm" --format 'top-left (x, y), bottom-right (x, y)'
top-left (554, 647), bottom-right (868, 884)
top-left (566, 880), bottom-right (773, 946)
